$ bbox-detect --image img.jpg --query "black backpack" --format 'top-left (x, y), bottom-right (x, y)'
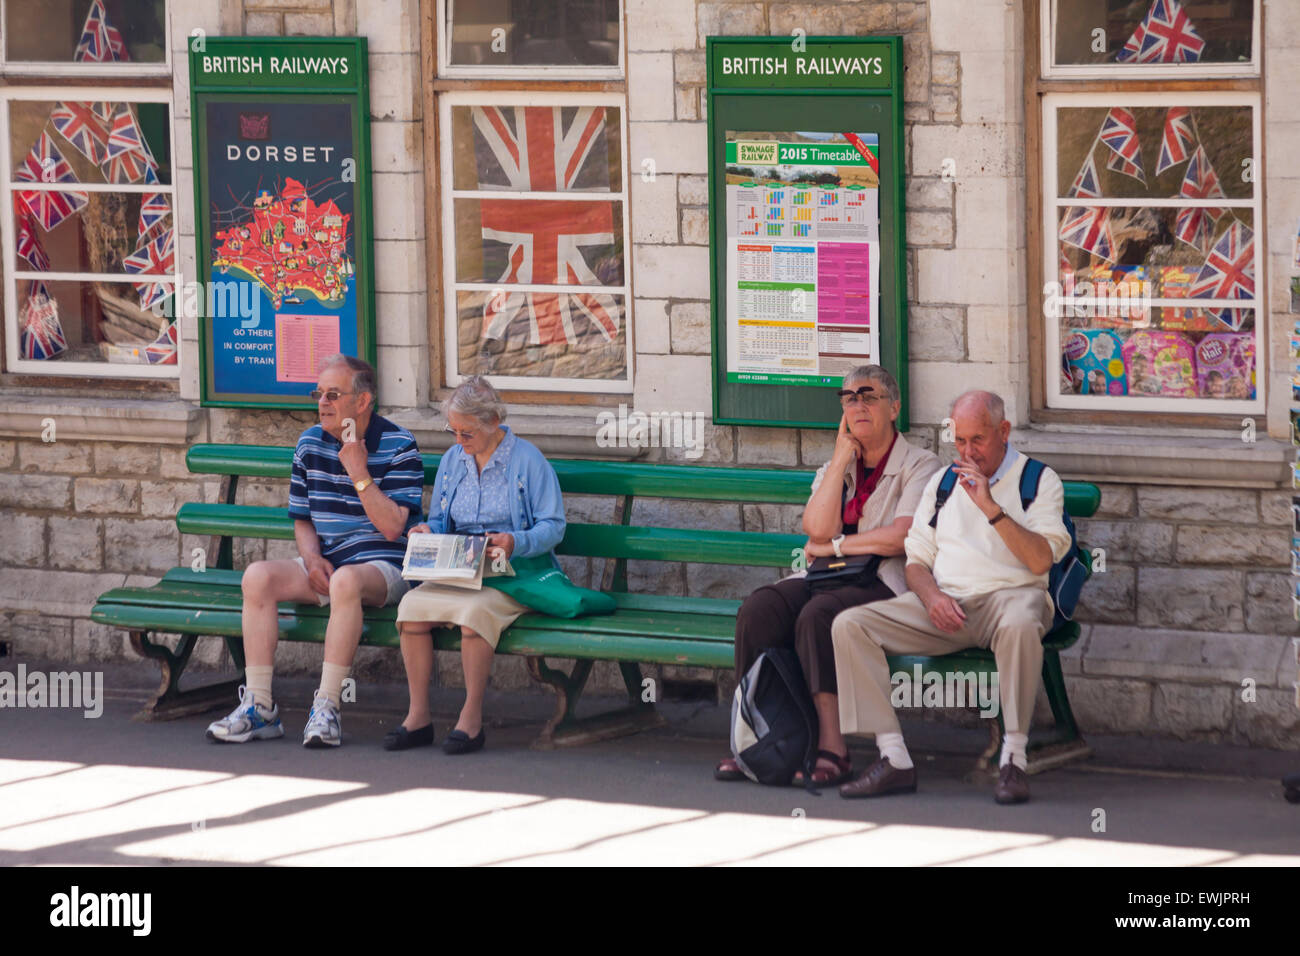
top-left (730, 647), bottom-right (817, 787)
top-left (928, 456), bottom-right (1088, 629)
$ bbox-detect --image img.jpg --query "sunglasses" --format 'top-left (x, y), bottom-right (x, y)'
top-left (444, 425), bottom-right (479, 441)
top-left (837, 386), bottom-right (887, 408)
top-left (310, 389), bottom-right (355, 403)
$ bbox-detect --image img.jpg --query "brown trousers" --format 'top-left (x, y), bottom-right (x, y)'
top-left (734, 575), bottom-right (896, 695)
top-left (831, 587), bottom-right (1053, 737)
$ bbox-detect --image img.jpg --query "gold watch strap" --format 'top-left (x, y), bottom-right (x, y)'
top-left (354, 477), bottom-right (374, 493)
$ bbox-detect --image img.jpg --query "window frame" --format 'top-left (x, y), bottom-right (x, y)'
top-left (0, 0), bottom-right (173, 77)
top-left (436, 89), bottom-right (634, 393)
top-left (1026, 0), bottom-right (1267, 425)
top-left (435, 0), bottom-right (624, 82)
top-left (0, 84), bottom-right (181, 379)
top-left (1041, 0), bottom-right (1260, 80)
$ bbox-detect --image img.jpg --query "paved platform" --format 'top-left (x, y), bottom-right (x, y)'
top-left (1, 668), bottom-right (1297, 866)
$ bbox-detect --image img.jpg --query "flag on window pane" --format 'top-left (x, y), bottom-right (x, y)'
top-left (1156, 107), bottom-right (1195, 176)
top-left (1174, 145), bottom-right (1226, 255)
top-left (471, 105), bottom-right (621, 345)
top-left (1068, 153), bottom-right (1102, 199)
top-left (51, 101), bottom-right (110, 166)
top-left (1190, 220), bottom-right (1254, 300)
top-left (19, 281), bottom-right (67, 360)
top-left (75, 0), bottom-right (131, 63)
top-left (16, 209), bottom-right (50, 272)
top-left (138, 171), bottom-right (170, 243)
top-left (100, 103), bottom-right (152, 183)
top-left (1099, 108), bottom-right (1146, 186)
top-left (1059, 206), bottom-right (1115, 263)
top-left (1116, 0), bottom-right (1205, 64)
top-left (123, 226), bottom-right (175, 310)
top-left (146, 320), bottom-right (179, 365)
top-left (14, 132), bottom-right (88, 231)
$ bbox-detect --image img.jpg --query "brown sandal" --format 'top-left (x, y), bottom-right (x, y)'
top-left (792, 749), bottom-right (852, 788)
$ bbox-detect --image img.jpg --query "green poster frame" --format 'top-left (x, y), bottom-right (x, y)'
top-left (706, 36), bottom-right (908, 430)
top-left (189, 36), bottom-right (375, 409)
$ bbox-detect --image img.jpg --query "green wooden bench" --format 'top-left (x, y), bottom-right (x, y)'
top-left (91, 442), bottom-right (1100, 767)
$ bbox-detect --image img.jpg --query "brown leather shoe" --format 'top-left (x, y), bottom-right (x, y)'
top-left (839, 756), bottom-right (917, 798)
top-left (994, 762), bottom-right (1030, 804)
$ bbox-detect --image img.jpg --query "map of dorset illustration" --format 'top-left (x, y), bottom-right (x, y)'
top-left (212, 177), bottom-right (353, 310)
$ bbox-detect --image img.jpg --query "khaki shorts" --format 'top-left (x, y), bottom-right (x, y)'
top-left (293, 557), bottom-right (410, 607)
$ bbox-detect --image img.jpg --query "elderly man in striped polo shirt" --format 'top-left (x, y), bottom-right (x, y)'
top-left (207, 354), bottom-right (425, 748)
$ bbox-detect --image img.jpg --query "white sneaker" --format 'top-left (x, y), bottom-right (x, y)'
top-left (302, 692), bottom-right (341, 748)
top-left (206, 685), bottom-right (284, 743)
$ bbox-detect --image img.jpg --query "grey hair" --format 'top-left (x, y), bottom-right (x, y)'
top-left (320, 354), bottom-right (376, 403)
top-left (447, 374), bottom-right (507, 425)
top-left (843, 364), bottom-right (901, 405)
top-left (950, 389), bottom-right (1006, 425)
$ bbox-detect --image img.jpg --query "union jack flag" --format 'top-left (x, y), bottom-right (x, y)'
top-left (1190, 220), bottom-right (1254, 300)
top-left (51, 101), bottom-right (110, 165)
top-left (123, 226), bottom-right (175, 310)
top-left (146, 320), bottom-right (179, 365)
top-left (1174, 144), bottom-right (1226, 254)
top-left (100, 104), bottom-right (150, 183)
top-left (75, 0), bottom-right (130, 63)
top-left (1116, 0), bottom-right (1205, 64)
top-left (138, 182), bottom-right (170, 244)
top-left (471, 106), bottom-right (620, 345)
top-left (1099, 108), bottom-right (1146, 185)
top-left (1059, 205), bottom-right (1115, 263)
top-left (19, 282), bottom-right (67, 361)
top-left (1156, 107), bottom-right (1196, 176)
top-left (14, 132), bottom-right (88, 231)
top-left (1068, 153), bottom-right (1102, 198)
top-left (16, 209), bottom-right (50, 272)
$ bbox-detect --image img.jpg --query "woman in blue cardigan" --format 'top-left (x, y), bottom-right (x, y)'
top-left (387, 376), bottom-right (565, 755)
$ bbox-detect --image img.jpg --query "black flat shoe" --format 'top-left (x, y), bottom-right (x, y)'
top-left (383, 723), bottom-right (434, 751)
top-left (442, 728), bottom-right (485, 755)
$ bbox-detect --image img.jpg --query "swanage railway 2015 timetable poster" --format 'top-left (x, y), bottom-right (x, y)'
top-left (723, 130), bottom-right (880, 386)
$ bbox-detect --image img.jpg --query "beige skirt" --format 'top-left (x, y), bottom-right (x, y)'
top-left (395, 582), bottom-right (528, 649)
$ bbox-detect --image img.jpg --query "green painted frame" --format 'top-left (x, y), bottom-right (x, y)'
top-left (706, 35), bottom-right (909, 430)
top-left (189, 36), bottom-right (376, 409)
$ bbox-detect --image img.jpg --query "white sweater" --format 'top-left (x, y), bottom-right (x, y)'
top-left (903, 450), bottom-right (1073, 601)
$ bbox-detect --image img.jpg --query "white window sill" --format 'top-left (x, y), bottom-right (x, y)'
top-left (0, 394), bottom-right (202, 445)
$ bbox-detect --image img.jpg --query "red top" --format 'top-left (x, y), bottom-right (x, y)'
top-left (842, 431), bottom-right (897, 530)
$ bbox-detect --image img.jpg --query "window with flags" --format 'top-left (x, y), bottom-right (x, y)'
top-left (1037, 0), bottom-right (1262, 414)
top-left (438, 93), bottom-right (631, 392)
top-left (1, 0), bottom-right (177, 378)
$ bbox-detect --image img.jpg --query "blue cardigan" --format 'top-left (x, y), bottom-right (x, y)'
top-left (425, 426), bottom-right (566, 561)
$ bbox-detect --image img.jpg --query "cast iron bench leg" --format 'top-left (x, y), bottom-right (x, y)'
top-left (130, 629), bottom-right (245, 722)
top-left (526, 656), bottom-right (665, 749)
top-left (1026, 648), bottom-right (1091, 773)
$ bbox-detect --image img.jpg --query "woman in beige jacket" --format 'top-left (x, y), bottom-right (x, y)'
top-left (716, 364), bottom-right (941, 786)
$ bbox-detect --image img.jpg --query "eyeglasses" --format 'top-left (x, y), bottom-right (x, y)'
top-left (443, 425), bottom-right (479, 441)
top-left (310, 389), bottom-right (355, 403)
top-left (838, 386), bottom-right (887, 408)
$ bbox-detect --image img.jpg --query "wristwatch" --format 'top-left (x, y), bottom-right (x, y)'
top-left (831, 534), bottom-right (845, 557)
top-left (353, 476), bottom-right (374, 493)
top-left (988, 509), bottom-right (1007, 526)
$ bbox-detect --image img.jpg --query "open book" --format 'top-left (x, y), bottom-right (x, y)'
top-left (401, 533), bottom-right (515, 589)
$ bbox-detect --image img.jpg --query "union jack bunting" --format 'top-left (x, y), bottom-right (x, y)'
top-left (1156, 107), bottom-right (1196, 176)
top-left (14, 132), bottom-right (88, 231)
top-left (137, 183), bottom-right (170, 244)
top-left (123, 226), bottom-right (175, 310)
top-left (1059, 205), bottom-right (1115, 263)
top-left (16, 210), bottom-right (50, 272)
top-left (19, 282), bottom-right (67, 361)
top-left (75, 0), bottom-right (130, 63)
top-left (100, 104), bottom-right (149, 183)
top-left (1099, 108), bottom-right (1146, 185)
top-left (1190, 220), bottom-right (1254, 300)
top-left (470, 105), bottom-right (621, 345)
top-left (1174, 144), bottom-right (1226, 254)
top-left (1068, 153), bottom-right (1102, 199)
top-left (51, 101), bottom-right (110, 165)
top-left (146, 321), bottom-right (179, 365)
top-left (1116, 0), bottom-right (1205, 64)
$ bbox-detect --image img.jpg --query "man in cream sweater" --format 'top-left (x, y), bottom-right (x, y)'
top-left (831, 390), bottom-right (1072, 804)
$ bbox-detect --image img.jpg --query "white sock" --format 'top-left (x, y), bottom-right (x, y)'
top-left (319, 662), bottom-right (350, 708)
top-left (1001, 732), bottom-right (1028, 770)
top-left (875, 732), bottom-right (913, 770)
top-left (245, 665), bottom-right (273, 709)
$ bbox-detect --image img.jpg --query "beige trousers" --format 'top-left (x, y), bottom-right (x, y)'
top-left (831, 586), bottom-right (1053, 738)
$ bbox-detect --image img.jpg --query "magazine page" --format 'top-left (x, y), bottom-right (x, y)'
top-left (402, 533), bottom-right (487, 582)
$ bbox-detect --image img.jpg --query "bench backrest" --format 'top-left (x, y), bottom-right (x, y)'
top-left (181, 444), bottom-right (1102, 578)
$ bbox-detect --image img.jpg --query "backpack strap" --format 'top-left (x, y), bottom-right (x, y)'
top-left (928, 465), bottom-right (961, 528)
top-left (1018, 456), bottom-right (1045, 513)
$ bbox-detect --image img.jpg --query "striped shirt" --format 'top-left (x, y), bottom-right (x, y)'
top-left (288, 415), bottom-right (424, 566)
